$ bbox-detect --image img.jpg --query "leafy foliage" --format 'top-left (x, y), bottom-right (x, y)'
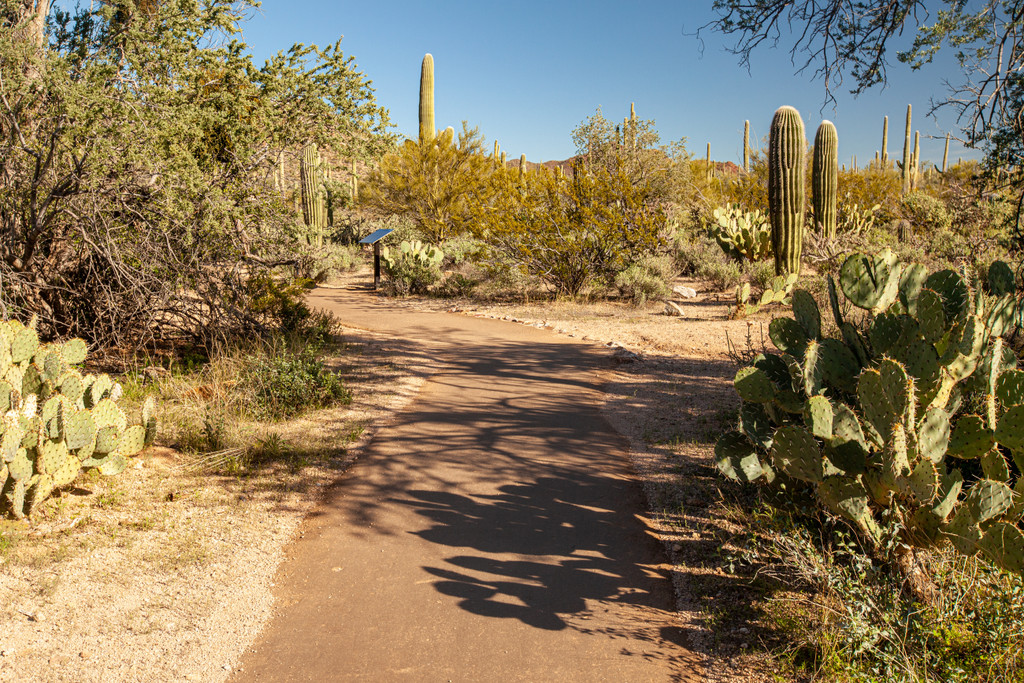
top-left (363, 126), bottom-right (494, 243)
top-left (474, 163), bottom-right (665, 296)
top-left (0, 0), bottom-right (391, 347)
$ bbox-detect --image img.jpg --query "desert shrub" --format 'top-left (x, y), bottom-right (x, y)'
top-left (0, 2), bottom-right (391, 348)
top-left (746, 259), bottom-right (777, 291)
top-left (837, 167), bottom-right (903, 224)
top-left (362, 126), bottom-right (494, 242)
top-left (240, 347), bottom-right (351, 420)
top-left (672, 225), bottom-right (743, 291)
top-left (615, 254), bottom-right (676, 305)
top-left (901, 191), bottom-right (952, 233)
top-left (720, 149), bottom-right (768, 213)
top-left (475, 163), bottom-right (664, 296)
top-left (379, 241), bottom-right (444, 296)
top-left (733, 500), bottom-right (1024, 682)
top-left (434, 272), bottom-right (479, 298)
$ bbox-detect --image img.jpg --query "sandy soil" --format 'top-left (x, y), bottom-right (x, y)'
top-left (0, 326), bottom-right (436, 682)
top-left (0, 270), bottom-right (784, 682)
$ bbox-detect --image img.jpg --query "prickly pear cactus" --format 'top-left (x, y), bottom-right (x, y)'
top-left (716, 250), bottom-right (1024, 576)
top-left (0, 319), bottom-right (154, 519)
top-left (712, 205), bottom-right (772, 263)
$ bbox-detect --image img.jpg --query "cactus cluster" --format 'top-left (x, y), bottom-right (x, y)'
top-left (712, 205), bottom-right (772, 262)
top-left (0, 320), bottom-right (155, 518)
top-left (381, 240), bottom-right (443, 270)
top-left (732, 273), bottom-right (798, 318)
top-left (717, 250), bottom-right (1024, 575)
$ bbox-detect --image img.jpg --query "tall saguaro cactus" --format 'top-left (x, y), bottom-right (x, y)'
top-left (942, 133), bottom-right (950, 172)
top-left (881, 115), bottom-right (889, 166)
top-left (743, 120), bottom-right (750, 173)
top-left (768, 106), bottom-right (806, 276)
top-left (812, 120), bottom-right (838, 240)
top-left (419, 54), bottom-right (435, 143)
top-left (912, 130), bottom-right (921, 190)
top-left (902, 104), bottom-right (912, 194)
top-left (300, 143), bottom-right (326, 247)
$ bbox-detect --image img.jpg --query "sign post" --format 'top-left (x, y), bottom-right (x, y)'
top-left (358, 228), bottom-right (394, 290)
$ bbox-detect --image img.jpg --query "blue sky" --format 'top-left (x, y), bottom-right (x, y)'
top-left (241, 1), bottom-right (979, 167)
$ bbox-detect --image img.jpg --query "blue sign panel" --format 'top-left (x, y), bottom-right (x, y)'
top-left (359, 228), bottom-right (394, 245)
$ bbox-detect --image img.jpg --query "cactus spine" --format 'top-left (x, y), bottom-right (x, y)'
top-left (942, 133), bottom-right (950, 172)
top-left (882, 115), bottom-right (889, 166)
top-left (812, 120), bottom-right (838, 239)
top-left (419, 54), bottom-right (435, 143)
top-left (768, 106), bottom-right (806, 276)
top-left (300, 143), bottom-right (326, 247)
top-left (743, 120), bottom-right (750, 173)
top-left (902, 104), bottom-right (912, 194)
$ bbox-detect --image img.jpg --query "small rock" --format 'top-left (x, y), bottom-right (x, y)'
top-left (673, 286), bottom-right (697, 298)
top-left (664, 301), bottom-right (684, 316)
top-left (32, 612), bottom-right (45, 623)
top-left (222, 664), bottom-right (232, 672)
top-left (612, 348), bottom-right (641, 364)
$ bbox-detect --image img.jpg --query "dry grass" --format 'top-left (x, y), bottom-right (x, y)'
top-left (0, 326), bottom-right (435, 682)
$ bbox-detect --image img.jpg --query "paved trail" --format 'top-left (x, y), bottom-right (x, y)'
top-left (232, 286), bottom-right (701, 682)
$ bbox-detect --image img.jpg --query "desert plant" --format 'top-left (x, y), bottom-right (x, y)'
top-left (0, 320), bottom-right (155, 519)
top-left (301, 143), bottom-right (328, 247)
top-left (812, 121), bottom-right (839, 239)
top-left (716, 249), bottom-right (1024, 588)
top-left (419, 53), bottom-right (435, 142)
top-left (380, 240), bottom-right (444, 295)
top-left (615, 255), bottom-right (676, 306)
top-left (711, 205), bottom-right (772, 262)
top-left (241, 347), bottom-right (351, 420)
top-left (768, 106), bottom-right (806, 275)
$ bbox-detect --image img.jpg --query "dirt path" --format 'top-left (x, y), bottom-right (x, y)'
top-left (232, 284), bottom-right (702, 682)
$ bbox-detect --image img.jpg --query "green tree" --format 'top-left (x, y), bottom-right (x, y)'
top-left (0, 0), bottom-right (391, 346)
top-left (362, 125), bottom-right (494, 243)
top-left (571, 107), bottom-right (693, 205)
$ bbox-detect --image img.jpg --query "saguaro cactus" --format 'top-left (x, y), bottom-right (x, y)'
top-left (902, 104), bottom-right (912, 194)
top-left (743, 120), bottom-right (750, 173)
top-left (882, 115), bottom-right (889, 166)
top-left (768, 106), bottom-right (806, 275)
top-left (812, 120), bottom-right (838, 239)
top-left (419, 54), bottom-right (435, 143)
top-left (942, 133), bottom-right (950, 172)
top-left (912, 131), bottom-right (921, 190)
top-left (519, 154), bottom-right (526, 181)
top-left (300, 143), bottom-right (326, 247)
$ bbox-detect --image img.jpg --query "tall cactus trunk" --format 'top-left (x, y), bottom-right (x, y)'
top-left (350, 160), bottom-right (358, 204)
top-left (942, 133), bottom-right (950, 172)
top-left (300, 143), bottom-right (326, 248)
top-left (768, 106), bottom-right (806, 276)
top-left (902, 104), bottom-right (912, 194)
top-left (519, 154), bottom-right (526, 182)
top-left (882, 115), bottom-right (889, 167)
top-left (812, 121), bottom-right (838, 240)
top-left (706, 142), bottom-right (711, 180)
top-left (743, 120), bottom-right (750, 173)
top-left (419, 54), bottom-right (435, 143)
top-left (914, 131), bottom-right (921, 190)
